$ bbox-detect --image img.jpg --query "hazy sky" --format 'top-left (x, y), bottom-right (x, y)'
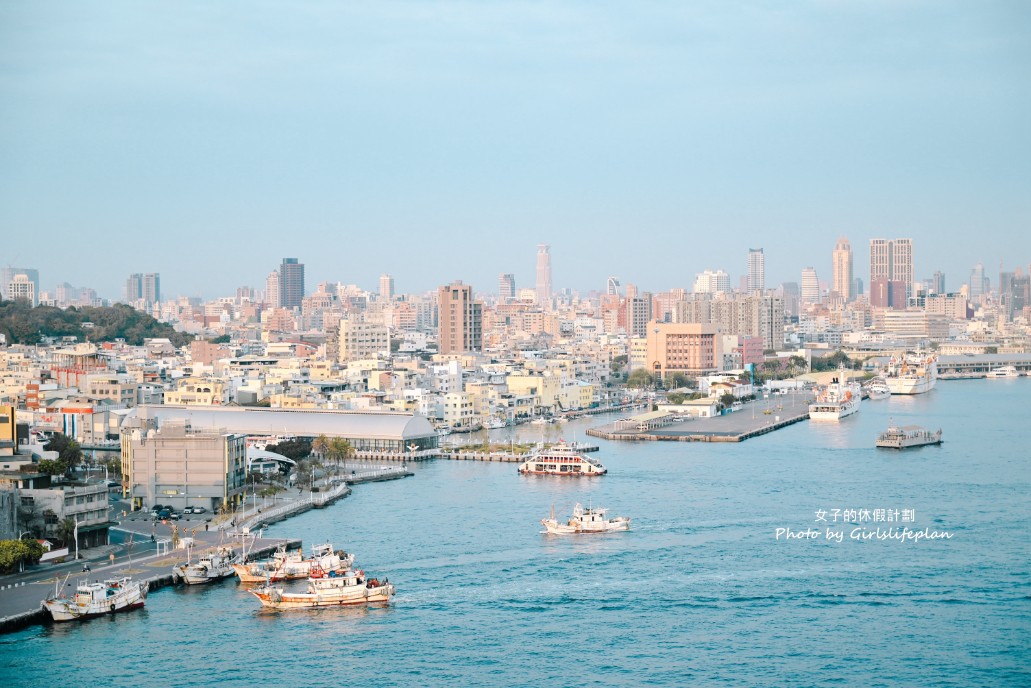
top-left (2, 1), bottom-right (1029, 302)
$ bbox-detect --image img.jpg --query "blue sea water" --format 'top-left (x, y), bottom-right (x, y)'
top-left (1, 380), bottom-right (1029, 687)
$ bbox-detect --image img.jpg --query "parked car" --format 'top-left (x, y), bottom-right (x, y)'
top-left (183, 506), bottom-right (194, 514)
top-left (169, 512), bottom-right (180, 521)
top-left (191, 506), bottom-right (206, 514)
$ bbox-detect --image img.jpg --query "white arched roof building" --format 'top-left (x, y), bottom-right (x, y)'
top-left (123, 405), bottom-right (438, 454)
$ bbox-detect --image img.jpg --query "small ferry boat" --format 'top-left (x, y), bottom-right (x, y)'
top-left (173, 546), bottom-right (240, 585)
top-left (864, 378), bottom-right (891, 400)
top-left (42, 577), bottom-right (147, 622)
top-left (518, 441), bottom-right (606, 476)
top-left (541, 503), bottom-right (630, 535)
top-left (875, 423), bottom-right (943, 449)
top-left (233, 543), bottom-right (354, 584)
top-left (986, 366), bottom-right (1020, 379)
top-left (808, 373), bottom-right (862, 421)
top-left (885, 353), bottom-right (938, 395)
top-left (249, 562), bottom-right (395, 609)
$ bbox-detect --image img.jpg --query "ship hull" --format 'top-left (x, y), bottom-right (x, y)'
top-left (250, 584), bottom-right (395, 609)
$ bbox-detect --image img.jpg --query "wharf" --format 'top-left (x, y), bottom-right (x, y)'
top-left (587, 393), bottom-right (814, 443)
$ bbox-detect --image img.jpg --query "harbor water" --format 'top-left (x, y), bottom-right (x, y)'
top-left (1, 379), bottom-right (1028, 686)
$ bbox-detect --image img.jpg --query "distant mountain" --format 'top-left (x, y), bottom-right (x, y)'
top-left (0, 300), bottom-right (193, 348)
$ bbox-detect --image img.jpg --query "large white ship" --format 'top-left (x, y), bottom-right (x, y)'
top-left (885, 353), bottom-right (938, 395)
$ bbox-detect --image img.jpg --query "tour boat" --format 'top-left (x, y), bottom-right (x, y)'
top-left (986, 366), bottom-right (1020, 379)
top-left (233, 543), bottom-right (354, 584)
top-left (518, 441), bottom-right (607, 476)
top-left (541, 503), bottom-right (630, 535)
top-left (808, 373), bottom-right (862, 421)
top-left (885, 353), bottom-right (938, 395)
top-left (875, 423), bottom-right (943, 449)
top-left (42, 576), bottom-right (147, 622)
top-left (172, 546), bottom-right (240, 585)
top-left (249, 562), bottom-right (395, 609)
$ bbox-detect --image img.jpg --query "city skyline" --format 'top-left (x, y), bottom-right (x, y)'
top-left (1, 2), bottom-right (1028, 300)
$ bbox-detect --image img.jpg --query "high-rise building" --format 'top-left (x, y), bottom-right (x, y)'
top-left (869, 238), bottom-right (914, 302)
top-left (437, 281), bottom-right (482, 354)
top-left (280, 258), bottom-right (305, 308)
top-left (125, 274), bottom-right (143, 303)
top-left (265, 271), bottom-right (281, 307)
top-left (0, 267), bottom-right (38, 301)
top-left (606, 277), bottom-right (620, 296)
top-left (747, 248), bottom-right (765, 293)
top-left (498, 273), bottom-right (515, 303)
top-left (535, 244), bottom-right (552, 308)
top-left (969, 262), bottom-right (987, 303)
top-left (7, 273), bottom-right (36, 306)
top-left (379, 274), bottom-right (394, 301)
top-left (932, 271), bottom-right (945, 295)
top-left (694, 269), bottom-right (731, 294)
top-left (143, 273), bottom-right (160, 305)
top-left (800, 267), bottom-right (821, 305)
top-left (781, 282), bottom-right (800, 317)
top-left (831, 237), bottom-right (853, 301)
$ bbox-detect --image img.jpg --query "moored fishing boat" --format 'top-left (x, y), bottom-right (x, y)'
top-left (233, 543), bottom-right (354, 584)
top-left (173, 546), bottom-right (240, 585)
top-left (541, 503), bottom-right (630, 535)
top-left (249, 562), bottom-right (395, 609)
top-left (42, 576), bottom-right (147, 622)
top-left (518, 441), bottom-right (606, 476)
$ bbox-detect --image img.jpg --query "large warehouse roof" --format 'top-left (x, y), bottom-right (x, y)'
top-left (124, 405), bottom-right (436, 441)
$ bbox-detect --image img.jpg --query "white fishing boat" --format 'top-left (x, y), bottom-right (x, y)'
top-left (485, 417), bottom-right (507, 430)
top-left (518, 441), bottom-right (607, 476)
top-left (986, 366), bottom-right (1020, 379)
top-left (249, 562), bottom-right (395, 609)
top-left (541, 503), bottom-right (630, 535)
top-left (885, 353), bottom-right (938, 395)
top-left (808, 372), bottom-right (862, 421)
top-left (172, 546), bottom-right (240, 585)
top-left (42, 576), bottom-right (147, 622)
top-left (233, 543), bottom-right (354, 584)
top-left (875, 423), bottom-right (943, 449)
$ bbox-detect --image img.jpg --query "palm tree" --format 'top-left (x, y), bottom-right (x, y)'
top-left (312, 434), bottom-right (330, 460)
top-left (57, 517), bottom-right (76, 550)
top-left (326, 438), bottom-right (355, 473)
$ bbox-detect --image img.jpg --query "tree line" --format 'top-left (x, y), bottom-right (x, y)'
top-left (0, 300), bottom-right (192, 347)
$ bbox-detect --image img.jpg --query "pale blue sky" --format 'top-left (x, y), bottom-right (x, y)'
top-left (1, 1), bottom-right (1029, 301)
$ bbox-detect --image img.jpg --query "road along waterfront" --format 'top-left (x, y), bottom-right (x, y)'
top-left (0, 380), bottom-right (1027, 686)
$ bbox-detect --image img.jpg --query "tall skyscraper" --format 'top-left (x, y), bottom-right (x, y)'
top-left (747, 248), bottom-right (765, 293)
top-left (831, 237), bottom-right (853, 301)
top-left (1, 267), bottom-right (39, 302)
top-left (606, 276), bottom-right (620, 296)
top-left (535, 244), bottom-right (552, 308)
top-left (125, 273), bottom-right (143, 303)
top-left (800, 267), bottom-right (821, 305)
top-left (7, 273), bottom-right (36, 306)
top-left (379, 274), bottom-right (394, 300)
top-left (969, 262), bottom-right (987, 302)
top-left (265, 270), bottom-right (281, 307)
top-left (143, 273), bottom-right (160, 305)
top-left (280, 258), bottom-right (305, 308)
top-left (932, 271), bottom-right (945, 295)
top-left (438, 281), bottom-right (482, 354)
top-left (498, 273), bottom-right (515, 303)
top-left (869, 238), bottom-right (914, 302)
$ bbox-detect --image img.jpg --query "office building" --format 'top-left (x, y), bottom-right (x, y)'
top-left (379, 274), bottom-right (394, 301)
top-left (0, 267), bottom-right (38, 301)
top-left (7, 273), bottom-right (37, 306)
top-left (265, 271), bottom-right (281, 307)
top-left (969, 262), bottom-right (987, 303)
top-left (498, 273), bottom-right (515, 303)
top-left (870, 238), bottom-right (914, 302)
top-left (800, 267), bottom-right (821, 305)
top-left (694, 269), bottom-right (731, 294)
top-left (932, 271), bottom-right (945, 295)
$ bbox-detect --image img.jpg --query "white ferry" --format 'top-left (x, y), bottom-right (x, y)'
top-left (808, 374), bottom-right (862, 421)
top-left (518, 441), bottom-right (607, 476)
top-left (986, 366), bottom-right (1020, 379)
top-left (42, 577), bottom-right (147, 622)
top-left (885, 353), bottom-right (938, 395)
top-left (249, 562), bottom-right (395, 609)
top-left (541, 503), bottom-right (630, 535)
top-left (875, 423), bottom-right (943, 449)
